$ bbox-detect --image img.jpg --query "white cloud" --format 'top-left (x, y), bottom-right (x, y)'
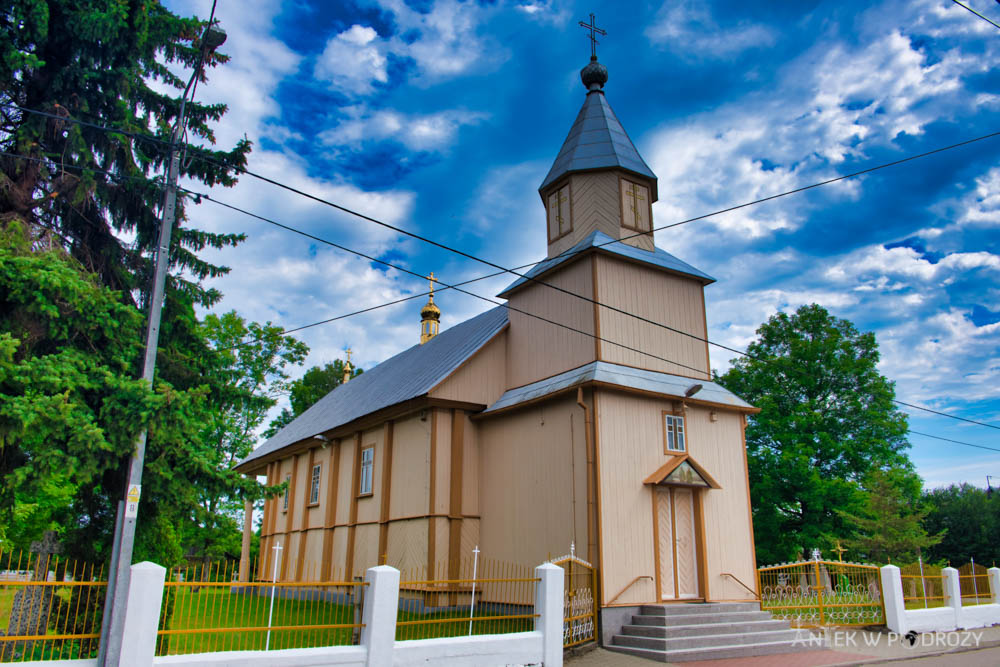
top-left (314, 25), bottom-right (389, 97)
top-left (313, 0), bottom-right (507, 95)
top-left (645, 1), bottom-right (776, 58)
top-left (320, 106), bottom-right (488, 152)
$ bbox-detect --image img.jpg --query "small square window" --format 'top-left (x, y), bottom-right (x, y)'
top-left (665, 415), bottom-right (686, 453)
top-left (282, 473), bottom-right (291, 511)
top-left (359, 447), bottom-right (374, 496)
top-left (309, 464), bottom-right (322, 505)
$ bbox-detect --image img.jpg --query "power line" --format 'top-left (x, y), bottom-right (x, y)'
top-left (6, 148), bottom-right (998, 432)
top-left (8, 101), bottom-right (1000, 364)
top-left (895, 400), bottom-right (1000, 432)
top-left (198, 191), bottom-right (709, 375)
top-left (6, 118), bottom-right (1000, 432)
top-left (951, 0), bottom-right (1000, 30)
top-left (908, 430), bottom-right (1000, 454)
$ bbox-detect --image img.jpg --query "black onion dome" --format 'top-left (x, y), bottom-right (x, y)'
top-left (580, 56), bottom-right (608, 91)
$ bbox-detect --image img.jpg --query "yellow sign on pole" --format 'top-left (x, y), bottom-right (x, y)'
top-left (125, 485), bottom-right (141, 518)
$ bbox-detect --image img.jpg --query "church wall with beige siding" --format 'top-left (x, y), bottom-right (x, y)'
top-left (506, 258), bottom-right (596, 389)
top-left (595, 388), bottom-right (756, 605)
top-left (389, 415), bottom-right (431, 517)
top-left (594, 255), bottom-right (711, 379)
top-left (431, 331), bottom-right (508, 405)
top-left (478, 394), bottom-right (588, 569)
top-left (686, 408), bottom-right (757, 600)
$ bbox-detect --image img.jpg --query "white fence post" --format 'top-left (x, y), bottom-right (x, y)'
top-left (362, 565), bottom-right (399, 667)
top-left (534, 562), bottom-right (563, 667)
top-left (942, 566), bottom-right (962, 627)
top-left (989, 567), bottom-right (1000, 605)
top-left (117, 561), bottom-right (166, 667)
top-left (880, 565), bottom-right (907, 635)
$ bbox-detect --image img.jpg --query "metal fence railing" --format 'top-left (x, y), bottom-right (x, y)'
top-left (395, 558), bottom-right (538, 641)
top-left (758, 559), bottom-right (884, 627)
top-left (900, 561), bottom-right (946, 610)
top-left (155, 559), bottom-right (366, 656)
top-left (958, 561), bottom-right (991, 607)
top-left (0, 549), bottom-right (106, 663)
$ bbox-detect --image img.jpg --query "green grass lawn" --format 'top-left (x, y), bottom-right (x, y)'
top-left (157, 586), bottom-right (534, 656)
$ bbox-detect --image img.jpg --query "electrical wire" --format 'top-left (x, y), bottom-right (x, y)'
top-left (951, 0), bottom-right (1000, 30)
top-left (7, 115), bottom-right (1000, 428)
top-left (908, 430), bottom-right (1000, 454)
top-left (9, 101), bottom-right (1000, 364)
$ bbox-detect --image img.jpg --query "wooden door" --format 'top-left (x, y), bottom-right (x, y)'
top-left (655, 487), bottom-right (701, 600)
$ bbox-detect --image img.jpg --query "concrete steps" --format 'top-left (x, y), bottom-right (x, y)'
top-left (607, 602), bottom-right (824, 663)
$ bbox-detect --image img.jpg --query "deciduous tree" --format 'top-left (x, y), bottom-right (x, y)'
top-left (716, 304), bottom-right (911, 564)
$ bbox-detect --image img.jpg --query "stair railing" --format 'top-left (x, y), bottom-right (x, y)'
top-left (721, 572), bottom-right (760, 599)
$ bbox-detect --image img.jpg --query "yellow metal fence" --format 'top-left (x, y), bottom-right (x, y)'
top-left (552, 555), bottom-right (597, 648)
top-left (155, 559), bottom-right (365, 656)
top-left (958, 562), bottom-right (992, 606)
top-left (900, 562), bottom-right (946, 610)
top-left (395, 558), bottom-right (538, 641)
top-left (758, 560), bottom-right (884, 627)
top-left (0, 549), bottom-right (106, 663)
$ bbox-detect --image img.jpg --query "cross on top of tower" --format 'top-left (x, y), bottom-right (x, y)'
top-left (578, 13), bottom-right (606, 60)
top-left (345, 348), bottom-right (352, 365)
top-left (428, 272), bottom-right (437, 295)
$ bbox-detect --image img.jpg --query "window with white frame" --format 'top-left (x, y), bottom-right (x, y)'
top-left (665, 414), bottom-right (686, 453)
top-left (359, 447), bottom-right (374, 496)
top-left (282, 473), bottom-right (291, 510)
top-left (309, 464), bottom-right (322, 505)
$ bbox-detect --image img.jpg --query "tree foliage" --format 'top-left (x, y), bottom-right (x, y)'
top-left (922, 484), bottom-right (1000, 566)
top-left (0, 1), bottom-right (290, 568)
top-left (182, 312), bottom-right (308, 563)
top-left (716, 304), bottom-right (911, 564)
top-left (839, 468), bottom-right (942, 563)
top-left (1, 0), bottom-right (249, 307)
top-left (264, 360), bottom-right (362, 438)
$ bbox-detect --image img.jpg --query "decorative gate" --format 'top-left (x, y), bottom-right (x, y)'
top-left (758, 559), bottom-right (884, 627)
top-left (552, 550), bottom-right (597, 648)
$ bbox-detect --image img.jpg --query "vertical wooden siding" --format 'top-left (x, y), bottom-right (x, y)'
top-left (594, 255), bottom-right (710, 379)
top-left (506, 257), bottom-right (596, 388)
top-left (686, 407), bottom-right (756, 600)
top-left (595, 389), bottom-right (756, 604)
top-left (431, 330), bottom-right (508, 405)
top-left (479, 394), bottom-right (586, 567)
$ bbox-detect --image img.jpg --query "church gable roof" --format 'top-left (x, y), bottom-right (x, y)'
top-left (238, 306), bottom-right (509, 470)
top-left (497, 230), bottom-right (715, 298)
top-left (539, 90), bottom-right (657, 194)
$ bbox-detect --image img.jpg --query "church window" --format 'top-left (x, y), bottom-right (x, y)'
top-left (359, 446), bottom-right (374, 496)
top-left (547, 184), bottom-right (572, 241)
top-left (282, 473), bottom-right (291, 511)
top-left (620, 179), bottom-right (651, 232)
top-left (309, 464), bottom-right (322, 505)
top-left (664, 415), bottom-right (686, 453)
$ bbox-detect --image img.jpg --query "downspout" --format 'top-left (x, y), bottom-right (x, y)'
top-left (576, 387), bottom-right (598, 575)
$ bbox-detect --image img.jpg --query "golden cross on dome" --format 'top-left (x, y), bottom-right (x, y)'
top-left (578, 13), bottom-right (606, 59)
top-left (345, 348), bottom-right (352, 365)
top-left (428, 272), bottom-right (438, 295)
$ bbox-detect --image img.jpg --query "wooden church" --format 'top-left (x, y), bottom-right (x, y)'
top-left (235, 48), bottom-right (759, 638)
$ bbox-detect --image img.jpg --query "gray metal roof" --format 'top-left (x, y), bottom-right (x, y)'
top-left (239, 306), bottom-right (509, 469)
top-left (497, 230), bottom-right (715, 298)
top-left (483, 361), bottom-right (754, 414)
top-left (539, 90), bottom-right (657, 193)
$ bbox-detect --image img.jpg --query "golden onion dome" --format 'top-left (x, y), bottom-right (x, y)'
top-left (421, 297), bottom-right (441, 320)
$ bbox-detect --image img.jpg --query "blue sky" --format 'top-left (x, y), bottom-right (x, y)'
top-left (164, 0), bottom-right (999, 489)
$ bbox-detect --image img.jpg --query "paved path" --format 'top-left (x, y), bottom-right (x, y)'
top-left (565, 625), bottom-right (1000, 666)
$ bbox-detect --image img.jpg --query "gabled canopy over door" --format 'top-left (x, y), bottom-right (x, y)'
top-left (646, 455), bottom-right (719, 601)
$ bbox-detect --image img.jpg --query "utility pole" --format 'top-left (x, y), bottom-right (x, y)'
top-left (98, 21), bottom-right (226, 667)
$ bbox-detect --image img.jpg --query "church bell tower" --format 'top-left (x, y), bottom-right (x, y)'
top-left (538, 21), bottom-right (659, 259)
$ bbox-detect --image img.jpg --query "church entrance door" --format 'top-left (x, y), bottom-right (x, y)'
top-left (654, 486), bottom-right (701, 600)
